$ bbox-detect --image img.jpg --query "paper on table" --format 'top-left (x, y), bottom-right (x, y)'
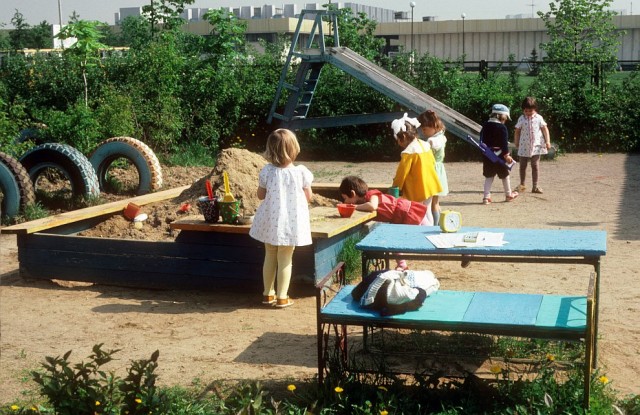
top-left (426, 232), bottom-right (507, 248)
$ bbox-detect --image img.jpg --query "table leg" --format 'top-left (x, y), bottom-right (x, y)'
top-left (593, 259), bottom-right (601, 364)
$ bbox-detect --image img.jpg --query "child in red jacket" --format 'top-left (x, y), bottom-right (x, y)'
top-left (339, 175), bottom-right (431, 225)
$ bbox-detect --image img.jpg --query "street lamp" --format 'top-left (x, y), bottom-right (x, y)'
top-left (57, 0), bottom-right (64, 49)
top-left (410, 1), bottom-right (416, 54)
top-left (461, 13), bottom-right (466, 62)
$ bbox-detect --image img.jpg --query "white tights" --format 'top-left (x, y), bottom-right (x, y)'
top-left (483, 177), bottom-right (513, 198)
top-left (421, 197), bottom-right (434, 225)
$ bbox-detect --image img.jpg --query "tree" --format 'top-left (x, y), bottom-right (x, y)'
top-left (202, 9), bottom-right (247, 63)
top-left (7, 11), bottom-right (52, 49)
top-left (0, 24), bottom-right (10, 49)
top-left (142, 0), bottom-right (195, 36)
top-left (118, 16), bottom-right (153, 49)
top-left (57, 20), bottom-right (108, 106)
top-left (31, 21), bottom-right (53, 49)
top-left (68, 11), bottom-right (81, 24)
top-left (540, 0), bottom-right (622, 67)
top-left (531, 0), bottom-right (625, 152)
top-left (9, 10), bottom-right (31, 50)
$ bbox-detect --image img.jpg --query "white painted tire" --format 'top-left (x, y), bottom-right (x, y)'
top-left (0, 151), bottom-right (36, 219)
top-left (90, 137), bottom-right (163, 195)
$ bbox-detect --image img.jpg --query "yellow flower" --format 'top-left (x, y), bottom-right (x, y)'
top-left (380, 410), bottom-right (389, 415)
top-left (287, 384), bottom-right (296, 392)
top-left (135, 398), bottom-right (142, 404)
top-left (599, 375), bottom-right (609, 384)
top-left (334, 386), bottom-right (344, 393)
top-left (377, 385), bottom-right (388, 392)
top-left (490, 365), bottom-right (502, 374)
top-left (546, 353), bottom-right (555, 361)
top-left (95, 401), bottom-right (101, 406)
top-left (10, 405), bottom-right (19, 411)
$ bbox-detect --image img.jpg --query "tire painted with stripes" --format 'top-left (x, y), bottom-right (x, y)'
top-left (19, 143), bottom-right (100, 199)
top-left (89, 136), bottom-right (163, 195)
top-left (0, 151), bottom-right (36, 219)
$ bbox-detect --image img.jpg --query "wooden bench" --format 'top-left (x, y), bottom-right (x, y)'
top-left (315, 262), bottom-right (596, 408)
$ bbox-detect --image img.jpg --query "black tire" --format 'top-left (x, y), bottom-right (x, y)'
top-left (0, 151), bottom-right (36, 219)
top-left (89, 136), bottom-right (163, 195)
top-left (19, 143), bottom-right (100, 199)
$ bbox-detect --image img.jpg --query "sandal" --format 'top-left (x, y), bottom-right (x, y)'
top-left (262, 295), bottom-right (276, 305)
top-left (505, 191), bottom-right (519, 202)
top-left (482, 197), bottom-right (492, 205)
top-left (515, 184), bottom-right (526, 193)
top-left (532, 187), bottom-right (544, 194)
top-left (275, 298), bottom-right (294, 308)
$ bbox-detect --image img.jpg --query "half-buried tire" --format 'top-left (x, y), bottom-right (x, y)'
top-left (0, 151), bottom-right (36, 219)
top-left (19, 143), bottom-right (100, 200)
top-left (89, 136), bottom-right (163, 195)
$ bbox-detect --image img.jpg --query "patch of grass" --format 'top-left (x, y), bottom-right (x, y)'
top-left (162, 141), bottom-right (217, 167)
top-left (337, 235), bottom-right (363, 283)
top-left (494, 337), bottom-right (584, 361)
top-left (312, 169), bottom-right (345, 180)
top-left (103, 174), bottom-right (125, 193)
top-left (1, 202), bottom-right (49, 225)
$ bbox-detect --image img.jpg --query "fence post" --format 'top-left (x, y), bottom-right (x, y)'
top-left (480, 60), bottom-right (488, 79)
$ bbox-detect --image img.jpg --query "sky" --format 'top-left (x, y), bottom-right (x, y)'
top-left (0, 0), bottom-right (633, 27)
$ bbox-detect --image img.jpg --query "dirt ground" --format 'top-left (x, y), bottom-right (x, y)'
top-left (1, 152), bottom-right (639, 404)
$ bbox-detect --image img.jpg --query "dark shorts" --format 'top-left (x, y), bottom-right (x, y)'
top-left (483, 159), bottom-right (510, 179)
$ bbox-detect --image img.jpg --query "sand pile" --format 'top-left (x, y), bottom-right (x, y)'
top-left (79, 148), bottom-right (337, 241)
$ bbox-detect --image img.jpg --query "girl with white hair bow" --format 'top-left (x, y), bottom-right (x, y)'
top-left (391, 113), bottom-right (442, 227)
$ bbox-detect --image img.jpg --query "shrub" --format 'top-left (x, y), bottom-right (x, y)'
top-left (30, 344), bottom-right (166, 415)
top-left (37, 103), bottom-right (102, 154)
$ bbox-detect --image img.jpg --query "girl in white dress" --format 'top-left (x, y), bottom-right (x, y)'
top-left (249, 129), bottom-right (313, 308)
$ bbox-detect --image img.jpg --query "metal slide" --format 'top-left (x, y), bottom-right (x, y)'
top-left (324, 47), bottom-right (481, 139)
top-left (267, 10), bottom-right (481, 140)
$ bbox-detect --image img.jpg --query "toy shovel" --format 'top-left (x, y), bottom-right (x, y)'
top-left (205, 180), bottom-right (214, 200)
top-left (222, 171), bottom-right (236, 202)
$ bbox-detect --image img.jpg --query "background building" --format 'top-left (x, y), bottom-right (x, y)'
top-left (376, 14), bottom-right (640, 63)
top-left (68, 3), bottom-right (640, 64)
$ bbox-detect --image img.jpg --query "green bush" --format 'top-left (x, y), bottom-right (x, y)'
top-left (29, 344), bottom-right (166, 415)
top-left (3, 342), bottom-right (638, 414)
top-left (36, 103), bottom-right (102, 154)
top-left (0, 97), bottom-right (31, 158)
top-left (92, 85), bottom-right (137, 140)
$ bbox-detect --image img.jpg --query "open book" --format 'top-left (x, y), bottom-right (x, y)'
top-left (426, 232), bottom-right (507, 248)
